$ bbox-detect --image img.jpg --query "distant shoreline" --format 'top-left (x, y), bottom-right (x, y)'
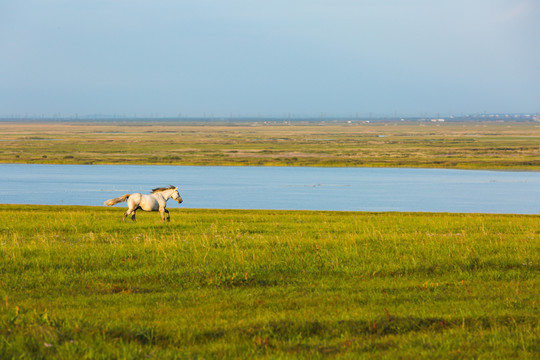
top-left (1, 120), bottom-right (539, 170)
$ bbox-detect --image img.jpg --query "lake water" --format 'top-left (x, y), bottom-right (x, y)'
top-left (0, 164), bottom-right (538, 214)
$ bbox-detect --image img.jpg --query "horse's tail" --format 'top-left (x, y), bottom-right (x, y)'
top-left (104, 194), bottom-right (130, 206)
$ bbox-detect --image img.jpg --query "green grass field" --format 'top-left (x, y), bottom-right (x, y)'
top-left (1, 205), bottom-right (538, 358)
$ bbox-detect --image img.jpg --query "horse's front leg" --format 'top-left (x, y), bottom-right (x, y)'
top-left (159, 208), bottom-right (170, 222)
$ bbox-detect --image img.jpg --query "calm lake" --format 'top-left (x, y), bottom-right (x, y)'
top-left (1, 164), bottom-right (539, 214)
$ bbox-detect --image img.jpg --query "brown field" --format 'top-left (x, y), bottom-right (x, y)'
top-left (1, 120), bottom-right (539, 170)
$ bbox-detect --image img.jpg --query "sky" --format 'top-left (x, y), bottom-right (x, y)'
top-left (1, 0), bottom-right (539, 118)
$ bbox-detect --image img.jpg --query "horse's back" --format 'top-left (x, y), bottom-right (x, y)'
top-left (140, 193), bottom-right (162, 211)
top-left (127, 193), bottom-right (142, 203)
top-left (126, 192), bottom-right (165, 212)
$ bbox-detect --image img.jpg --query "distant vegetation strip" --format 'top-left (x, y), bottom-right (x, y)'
top-left (1, 121), bottom-right (539, 170)
top-left (0, 205), bottom-right (538, 358)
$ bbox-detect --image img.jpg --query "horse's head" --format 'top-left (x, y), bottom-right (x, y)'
top-left (172, 187), bottom-right (183, 204)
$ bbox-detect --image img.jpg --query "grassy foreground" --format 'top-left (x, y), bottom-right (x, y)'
top-left (1, 121), bottom-right (540, 170)
top-left (0, 205), bottom-right (538, 358)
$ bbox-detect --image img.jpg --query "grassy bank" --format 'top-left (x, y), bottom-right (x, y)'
top-left (1, 205), bottom-right (538, 358)
top-left (1, 121), bottom-right (539, 170)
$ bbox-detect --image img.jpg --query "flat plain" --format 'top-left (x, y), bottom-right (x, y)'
top-left (1, 120), bottom-right (539, 169)
top-left (1, 120), bottom-right (539, 358)
top-left (0, 206), bottom-right (538, 358)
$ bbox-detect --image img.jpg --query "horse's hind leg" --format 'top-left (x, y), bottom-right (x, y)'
top-left (130, 206), bottom-right (142, 221)
top-left (123, 207), bottom-right (136, 222)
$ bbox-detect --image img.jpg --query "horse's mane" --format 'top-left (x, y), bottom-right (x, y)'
top-left (151, 185), bottom-right (176, 193)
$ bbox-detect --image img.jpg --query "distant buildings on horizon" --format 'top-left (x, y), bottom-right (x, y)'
top-left (1, 113), bottom-right (539, 122)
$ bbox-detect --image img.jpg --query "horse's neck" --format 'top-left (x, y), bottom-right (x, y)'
top-left (159, 189), bottom-right (174, 200)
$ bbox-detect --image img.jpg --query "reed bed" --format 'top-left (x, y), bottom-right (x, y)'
top-left (1, 121), bottom-right (539, 170)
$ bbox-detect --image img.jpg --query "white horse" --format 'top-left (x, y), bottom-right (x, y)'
top-left (104, 186), bottom-right (183, 222)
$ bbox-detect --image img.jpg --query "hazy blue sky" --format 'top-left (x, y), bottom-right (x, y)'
top-left (1, 0), bottom-right (538, 118)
